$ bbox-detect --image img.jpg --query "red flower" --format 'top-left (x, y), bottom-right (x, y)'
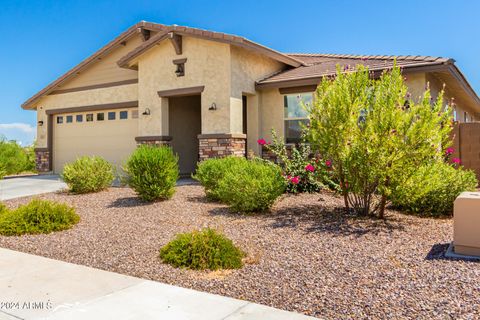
top-left (305, 164), bottom-right (315, 172)
top-left (452, 158), bottom-right (461, 164)
top-left (290, 176), bottom-right (300, 185)
top-left (257, 138), bottom-right (266, 146)
top-left (325, 160), bottom-right (332, 167)
top-left (445, 147), bottom-right (454, 155)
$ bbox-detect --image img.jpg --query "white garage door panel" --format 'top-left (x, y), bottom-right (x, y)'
top-left (53, 109), bottom-right (138, 173)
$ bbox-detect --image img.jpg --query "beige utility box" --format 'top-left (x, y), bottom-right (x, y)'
top-left (454, 192), bottom-right (480, 256)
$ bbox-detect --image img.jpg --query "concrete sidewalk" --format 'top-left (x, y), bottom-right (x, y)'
top-left (0, 248), bottom-right (315, 320)
top-left (0, 175), bottom-right (66, 201)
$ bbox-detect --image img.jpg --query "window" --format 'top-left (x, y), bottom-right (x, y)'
top-left (76, 115), bottom-right (83, 122)
top-left (132, 110), bottom-right (139, 119)
top-left (86, 114), bottom-right (93, 122)
top-left (464, 111), bottom-right (469, 123)
top-left (284, 93), bottom-right (313, 143)
top-left (119, 111), bottom-right (128, 119)
top-left (108, 112), bottom-right (116, 120)
top-left (66, 115), bottom-right (73, 123)
top-left (56, 116), bottom-right (63, 124)
top-left (97, 113), bottom-right (104, 121)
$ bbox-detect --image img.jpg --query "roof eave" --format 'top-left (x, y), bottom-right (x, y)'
top-left (445, 64), bottom-right (480, 108)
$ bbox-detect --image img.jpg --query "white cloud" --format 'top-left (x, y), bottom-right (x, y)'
top-left (0, 123), bottom-right (35, 133)
top-left (0, 123), bottom-right (36, 146)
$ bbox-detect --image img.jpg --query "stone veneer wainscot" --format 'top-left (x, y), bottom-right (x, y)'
top-left (198, 134), bottom-right (246, 160)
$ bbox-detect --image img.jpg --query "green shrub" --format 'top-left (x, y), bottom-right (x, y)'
top-left (307, 64), bottom-right (452, 218)
top-left (124, 145), bottom-right (179, 201)
top-left (0, 199), bottom-right (79, 236)
top-left (192, 156), bottom-right (247, 200)
top-left (390, 162), bottom-right (478, 216)
top-left (0, 163), bottom-right (5, 180)
top-left (217, 159), bottom-right (285, 212)
top-left (159, 228), bottom-right (244, 270)
top-left (0, 202), bottom-right (7, 215)
top-left (0, 138), bottom-right (35, 175)
top-left (62, 156), bottom-right (115, 193)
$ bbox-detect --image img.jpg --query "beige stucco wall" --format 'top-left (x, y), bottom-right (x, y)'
top-left (258, 88), bottom-right (285, 145)
top-left (137, 37), bottom-right (232, 135)
top-left (35, 84), bottom-right (138, 148)
top-left (230, 46), bottom-right (285, 151)
top-left (404, 72), bottom-right (426, 103)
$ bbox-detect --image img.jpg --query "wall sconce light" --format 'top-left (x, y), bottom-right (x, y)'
top-left (175, 63), bottom-right (185, 77)
top-left (142, 108), bottom-right (151, 116)
top-left (209, 103), bottom-right (217, 111)
top-left (38, 120), bottom-right (44, 126)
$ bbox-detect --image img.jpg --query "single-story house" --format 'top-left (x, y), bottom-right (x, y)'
top-left (22, 21), bottom-right (480, 175)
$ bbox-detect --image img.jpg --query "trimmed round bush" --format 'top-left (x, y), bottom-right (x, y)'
top-left (0, 199), bottom-right (79, 236)
top-left (217, 160), bottom-right (285, 212)
top-left (192, 156), bottom-right (247, 200)
top-left (62, 156), bottom-right (114, 193)
top-left (391, 161), bottom-right (478, 216)
top-left (125, 145), bottom-right (179, 201)
top-left (159, 228), bottom-right (244, 270)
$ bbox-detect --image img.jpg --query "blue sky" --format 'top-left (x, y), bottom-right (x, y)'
top-left (1, 0), bottom-right (479, 145)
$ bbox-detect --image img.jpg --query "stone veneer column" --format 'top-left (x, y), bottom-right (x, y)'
top-left (34, 148), bottom-right (51, 172)
top-left (135, 136), bottom-right (172, 147)
top-left (198, 133), bottom-right (246, 160)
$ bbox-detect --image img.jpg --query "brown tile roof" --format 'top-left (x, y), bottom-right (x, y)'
top-left (256, 53), bottom-right (454, 86)
top-left (117, 24), bottom-right (304, 69)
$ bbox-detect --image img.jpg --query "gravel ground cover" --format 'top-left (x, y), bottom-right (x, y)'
top-left (1, 184), bottom-right (479, 319)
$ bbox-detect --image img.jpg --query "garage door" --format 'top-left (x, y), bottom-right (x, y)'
top-left (53, 108), bottom-right (138, 173)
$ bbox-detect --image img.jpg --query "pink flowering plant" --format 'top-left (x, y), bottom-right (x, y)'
top-left (259, 129), bottom-right (336, 193)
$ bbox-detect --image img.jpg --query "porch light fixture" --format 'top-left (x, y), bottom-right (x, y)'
top-left (209, 103), bottom-right (217, 111)
top-left (38, 120), bottom-right (44, 126)
top-left (142, 108), bottom-right (151, 116)
top-left (175, 63), bottom-right (185, 77)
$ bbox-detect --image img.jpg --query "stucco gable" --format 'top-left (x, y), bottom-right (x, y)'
top-left (117, 24), bottom-right (303, 70)
top-left (54, 34), bottom-right (144, 92)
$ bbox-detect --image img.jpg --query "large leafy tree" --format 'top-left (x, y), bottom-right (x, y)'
top-left (307, 64), bottom-right (452, 218)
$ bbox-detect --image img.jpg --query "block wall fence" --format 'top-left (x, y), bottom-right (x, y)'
top-left (451, 122), bottom-right (480, 181)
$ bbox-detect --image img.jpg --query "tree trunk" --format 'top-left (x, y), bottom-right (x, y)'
top-left (343, 188), bottom-right (349, 213)
top-left (378, 194), bottom-right (387, 219)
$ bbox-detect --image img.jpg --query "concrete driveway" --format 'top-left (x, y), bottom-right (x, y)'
top-left (0, 248), bottom-right (314, 320)
top-left (0, 175), bottom-right (67, 200)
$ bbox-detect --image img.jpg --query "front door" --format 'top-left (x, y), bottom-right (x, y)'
top-left (169, 95), bottom-right (202, 175)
